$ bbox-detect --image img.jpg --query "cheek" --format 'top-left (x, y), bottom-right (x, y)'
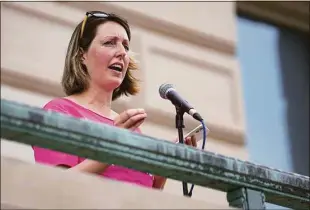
top-left (93, 49), bottom-right (112, 65)
top-left (86, 46), bottom-right (111, 67)
top-left (86, 50), bottom-right (111, 79)
top-left (124, 55), bottom-right (130, 69)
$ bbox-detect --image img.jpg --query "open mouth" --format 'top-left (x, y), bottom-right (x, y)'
top-left (109, 64), bottom-right (123, 72)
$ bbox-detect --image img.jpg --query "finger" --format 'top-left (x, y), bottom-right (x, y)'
top-left (126, 114), bottom-right (146, 130)
top-left (122, 109), bottom-right (139, 123)
top-left (185, 137), bottom-right (193, 146)
top-left (129, 118), bottom-right (145, 131)
top-left (174, 138), bottom-right (179, 143)
top-left (116, 109), bottom-right (145, 125)
top-left (191, 135), bottom-right (197, 147)
top-left (122, 113), bottom-right (147, 129)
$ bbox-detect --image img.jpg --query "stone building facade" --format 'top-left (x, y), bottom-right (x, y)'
top-left (1, 1), bottom-right (308, 208)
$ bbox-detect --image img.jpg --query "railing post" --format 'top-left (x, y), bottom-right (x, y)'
top-left (227, 188), bottom-right (266, 210)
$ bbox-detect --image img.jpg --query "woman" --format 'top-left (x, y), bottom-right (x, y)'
top-left (33, 11), bottom-right (197, 190)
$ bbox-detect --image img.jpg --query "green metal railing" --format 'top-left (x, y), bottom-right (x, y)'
top-left (1, 99), bottom-right (309, 209)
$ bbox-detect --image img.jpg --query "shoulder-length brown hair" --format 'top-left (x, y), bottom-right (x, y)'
top-left (62, 13), bottom-right (139, 101)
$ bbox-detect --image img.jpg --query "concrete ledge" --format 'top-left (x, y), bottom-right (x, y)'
top-left (1, 156), bottom-right (213, 209)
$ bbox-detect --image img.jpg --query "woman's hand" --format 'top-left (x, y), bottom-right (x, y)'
top-left (114, 108), bottom-right (147, 131)
top-left (71, 108), bottom-right (147, 174)
top-left (183, 135), bottom-right (198, 147)
top-left (174, 135), bottom-right (198, 148)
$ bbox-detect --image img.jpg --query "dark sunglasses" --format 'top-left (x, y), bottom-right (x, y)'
top-left (80, 11), bottom-right (110, 39)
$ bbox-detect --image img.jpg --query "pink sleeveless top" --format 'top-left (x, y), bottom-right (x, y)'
top-left (33, 98), bottom-right (154, 188)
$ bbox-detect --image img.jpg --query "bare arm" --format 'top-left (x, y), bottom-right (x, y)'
top-left (68, 159), bottom-right (109, 174)
top-left (56, 109), bottom-right (147, 174)
top-left (153, 175), bottom-right (167, 189)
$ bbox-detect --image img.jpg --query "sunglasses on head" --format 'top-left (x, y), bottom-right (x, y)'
top-left (80, 11), bottom-right (110, 39)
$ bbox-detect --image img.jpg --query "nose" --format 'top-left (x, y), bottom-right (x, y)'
top-left (116, 43), bottom-right (127, 58)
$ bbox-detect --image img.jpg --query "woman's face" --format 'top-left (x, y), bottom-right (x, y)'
top-left (82, 21), bottom-right (130, 91)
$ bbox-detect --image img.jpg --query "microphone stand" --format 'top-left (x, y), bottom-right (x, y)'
top-left (175, 106), bottom-right (189, 197)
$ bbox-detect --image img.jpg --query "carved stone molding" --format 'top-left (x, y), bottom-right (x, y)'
top-left (1, 2), bottom-right (76, 29)
top-left (1, 69), bottom-right (65, 98)
top-left (59, 1), bottom-right (236, 55)
top-left (1, 1), bottom-right (245, 144)
top-left (149, 47), bottom-right (244, 126)
top-left (2, 2), bottom-right (235, 55)
top-left (150, 47), bottom-right (233, 76)
top-left (1, 68), bottom-right (245, 145)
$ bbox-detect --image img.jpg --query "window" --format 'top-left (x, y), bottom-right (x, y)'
top-left (237, 15), bottom-right (309, 209)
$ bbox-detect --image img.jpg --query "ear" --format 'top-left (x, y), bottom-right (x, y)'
top-left (80, 48), bottom-right (87, 65)
top-left (81, 53), bottom-right (87, 65)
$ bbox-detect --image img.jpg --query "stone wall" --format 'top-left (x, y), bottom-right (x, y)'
top-left (1, 2), bottom-right (247, 208)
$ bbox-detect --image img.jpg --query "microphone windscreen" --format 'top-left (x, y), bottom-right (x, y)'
top-left (159, 83), bottom-right (174, 99)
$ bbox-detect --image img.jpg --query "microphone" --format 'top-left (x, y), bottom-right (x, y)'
top-left (159, 83), bottom-right (203, 121)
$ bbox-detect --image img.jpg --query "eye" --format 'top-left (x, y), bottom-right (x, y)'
top-left (123, 44), bottom-right (129, 51)
top-left (103, 40), bottom-right (115, 46)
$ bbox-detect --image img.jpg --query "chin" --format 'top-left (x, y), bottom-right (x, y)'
top-left (105, 78), bottom-right (124, 90)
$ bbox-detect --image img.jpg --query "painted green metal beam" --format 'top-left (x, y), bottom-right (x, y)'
top-left (1, 99), bottom-right (309, 209)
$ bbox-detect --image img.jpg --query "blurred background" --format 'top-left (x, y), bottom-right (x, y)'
top-left (1, 1), bottom-right (309, 209)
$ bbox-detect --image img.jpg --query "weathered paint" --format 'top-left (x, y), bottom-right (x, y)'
top-left (1, 99), bottom-right (309, 209)
top-left (227, 188), bottom-right (266, 209)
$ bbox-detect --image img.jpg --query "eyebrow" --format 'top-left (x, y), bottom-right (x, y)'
top-left (104, 35), bottom-right (129, 43)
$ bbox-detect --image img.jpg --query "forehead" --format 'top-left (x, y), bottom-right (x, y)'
top-left (96, 21), bottom-right (129, 41)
